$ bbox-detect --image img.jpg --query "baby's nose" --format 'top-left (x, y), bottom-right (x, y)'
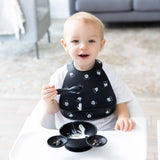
top-left (80, 42), bottom-right (87, 50)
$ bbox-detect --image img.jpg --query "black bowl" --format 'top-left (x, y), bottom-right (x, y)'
top-left (47, 135), bottom-right (68, 148)
top-left (86, 135), bottom-right (107, 147)
top-left (59, 121), bottom-right (97, 152)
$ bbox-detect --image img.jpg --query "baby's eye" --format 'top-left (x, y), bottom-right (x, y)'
top-left (71, 40), bottom-right (79, 43)
top-left (88, 39), bottom-right (96, 43)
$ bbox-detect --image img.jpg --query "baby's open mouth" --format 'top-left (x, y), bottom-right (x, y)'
top-left (79, 54), bottom-right (89, 57)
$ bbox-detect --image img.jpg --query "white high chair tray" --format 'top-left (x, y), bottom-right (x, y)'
top-left (9, 118), bottom-right (147, 160)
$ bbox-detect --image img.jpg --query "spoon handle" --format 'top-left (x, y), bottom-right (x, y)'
top-left (56, 85), bottom-right (83, 95)
top-left (56, 88), bottom-right (68, 95)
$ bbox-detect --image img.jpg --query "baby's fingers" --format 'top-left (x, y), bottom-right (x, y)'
top-left (115, 118), bottom-right (136, 132)
top-left (124, 119), bottom-right (136, 131)
top-left (114, 123), bottom-right (120, 131)
top-left (42, 85), bottom-right (56, 90)
top-left (41, 86), bottom-right (57, 95)
top-left (115, 120), bottom-right (124, 131)
top-left (42, 85), bottom-right (51, 90)
top-left (42, 92), bottom-right (57, 103)
top-left (42, 92), bottom-right (56, 99)
top-left (129, 120), bottom-right (136, 131)
top-left (119, 120), bottom-right (125, 131)
top-left (124, 120), bottom-right (129, 131)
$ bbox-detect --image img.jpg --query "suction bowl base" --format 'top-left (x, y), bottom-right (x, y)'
top-left (65, 145), bottom-right (92, 152)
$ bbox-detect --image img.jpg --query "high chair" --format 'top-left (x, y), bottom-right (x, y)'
top-left (9, 89), bottom-right (148, 160)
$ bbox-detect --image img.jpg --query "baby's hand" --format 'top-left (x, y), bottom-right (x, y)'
top-left (41, 85), bottom-right (57, 104)
top-left (114, 117), bottom-right (136, 132)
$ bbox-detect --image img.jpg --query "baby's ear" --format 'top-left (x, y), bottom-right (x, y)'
top-left (61, 39), bottom-right (67, 50)
top-left (61, 39), bottom-right (69, 53)
top-left (100, 39), bottom-right (106, 51)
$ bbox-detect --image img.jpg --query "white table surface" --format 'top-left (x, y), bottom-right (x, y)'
top-left (158, 120), bottom-right (160, 160)
top-left (9, 118), bottom-right (147, 160)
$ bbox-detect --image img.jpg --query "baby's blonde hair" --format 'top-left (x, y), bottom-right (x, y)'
top-left (63, 12), bottom-right (104, 40)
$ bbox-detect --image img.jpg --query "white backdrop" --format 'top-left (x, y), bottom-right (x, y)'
top-left (49, 0), bottom-right (69, 19)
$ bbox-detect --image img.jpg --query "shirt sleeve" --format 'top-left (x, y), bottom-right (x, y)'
top-left (102, 63), bottom-right (134, 104)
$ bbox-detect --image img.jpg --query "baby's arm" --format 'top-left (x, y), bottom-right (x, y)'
top-left (41, 85), bottom-right (59, 114)
top-left (114, 103), bottom-right (136, 131)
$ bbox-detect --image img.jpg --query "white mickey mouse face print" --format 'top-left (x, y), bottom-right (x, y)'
top-left (67, 112), bottom-right (74, 118)
top-left (77, 97), bottom-right (82, 102)
top-left (105, 108), bottom-right (111, 114)
top-left (96, 70), bottom-right (101, 76)
top-left (83, 74), bottom-right (90, 80)
top-left (91, 100), bottom-right (97, 106)
top-left (106, 96), bottom-right (113, 102)
top-left (63, 100), bottom-right (69, 107)
top-left (103, 81), bottom-right (108, 87)
top-left (92, 87), bottom-right (99, 93)
top-left (69, 72), bottom-right (75, 78)
top-left (77, 103), bottom-right (82, 111)
top-left (86, 113), bottom-right (93, 118)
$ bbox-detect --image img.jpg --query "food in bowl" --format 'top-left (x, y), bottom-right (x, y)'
top-left (68, 124), bottom-right (89, 139)
top-left (59, 121), bottom-right (97, 152)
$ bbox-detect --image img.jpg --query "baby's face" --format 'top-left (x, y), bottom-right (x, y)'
top-left (62, 21), bottom-right (105, 71)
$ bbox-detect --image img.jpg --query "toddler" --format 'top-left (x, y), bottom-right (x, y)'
top-left (41, 12), bottom-right (135, 131)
